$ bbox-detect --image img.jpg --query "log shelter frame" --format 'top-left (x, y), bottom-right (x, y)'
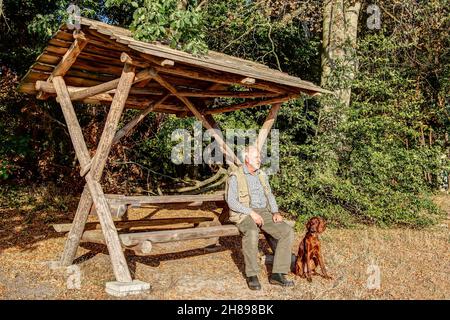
top-left (17, 18), bottom-right (330, 292)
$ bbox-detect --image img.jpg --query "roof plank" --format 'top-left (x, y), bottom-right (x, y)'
top-left (18, 17), bottom-right (331, 115)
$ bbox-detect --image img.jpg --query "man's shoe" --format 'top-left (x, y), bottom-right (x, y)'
top-left (246, 276), bottom-right (261, 290)
top-left (269, 273), bottom-right (294, 287)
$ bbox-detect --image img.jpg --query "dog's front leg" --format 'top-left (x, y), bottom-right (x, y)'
top-left (305, 251), bottom-right (313, 282)
top-left (294, 256), bottom-right (304, 277)
top-left (318, 252), bottom-right (332, 280)
top-left (295, 238), bottom-right (306, 277)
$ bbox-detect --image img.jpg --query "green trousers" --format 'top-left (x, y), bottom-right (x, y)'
top-left (234, 208), bottom-right (294, 277)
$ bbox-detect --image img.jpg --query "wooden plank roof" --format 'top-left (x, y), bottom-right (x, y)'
top-left (18, 17), bottom-right (331, 116)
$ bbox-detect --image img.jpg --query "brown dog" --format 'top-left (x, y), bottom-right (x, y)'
top-left (294, 217), bottom-right (332, 282)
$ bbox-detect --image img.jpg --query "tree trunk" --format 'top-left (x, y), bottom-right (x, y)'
top-left (321, 0), bottom-right (361, 111)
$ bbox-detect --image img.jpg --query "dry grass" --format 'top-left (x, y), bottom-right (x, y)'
top-left (0, 192), bottom-right (448, 300)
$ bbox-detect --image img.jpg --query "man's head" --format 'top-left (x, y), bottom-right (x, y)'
top-left (243, 145), bottom-right (261, 170)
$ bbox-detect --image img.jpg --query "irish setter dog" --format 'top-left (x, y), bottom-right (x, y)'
top-left (294, 217), bottom-right (332, 282)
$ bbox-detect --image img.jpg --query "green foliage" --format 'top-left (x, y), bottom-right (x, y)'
top-left (269, 1), bottom-right (449, 228)
top-left (27, 0), bottom-right (98, 39)
top-left (106, 0), bottom-right (208, 55)
top-left (203, 0), bottom-right (321, 79)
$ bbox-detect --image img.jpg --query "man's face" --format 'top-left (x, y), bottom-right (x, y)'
top-left (245, 147), bottom-right (261, 169)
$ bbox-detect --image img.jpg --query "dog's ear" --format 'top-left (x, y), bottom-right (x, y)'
top-left (306, 217), bottom-right (317, 231)
top-left (305, 218), bottom-right (313, 231)
top-left (319, 218), bottom-right (326, 232)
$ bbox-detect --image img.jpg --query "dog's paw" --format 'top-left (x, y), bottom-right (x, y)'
top-left (306, 276), bottom-right (312, 282)
top-left (323, 274), bottom-right (333, 280)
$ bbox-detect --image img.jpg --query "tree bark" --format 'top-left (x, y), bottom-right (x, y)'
top-left (321, 0), bottom-right (361, 111)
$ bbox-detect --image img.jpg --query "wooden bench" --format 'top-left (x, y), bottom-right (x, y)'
top-left (53, 192), bottom-right (294, 255)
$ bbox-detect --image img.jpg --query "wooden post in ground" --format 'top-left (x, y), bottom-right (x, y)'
top-left (54, 58), bottom-right (137, 284)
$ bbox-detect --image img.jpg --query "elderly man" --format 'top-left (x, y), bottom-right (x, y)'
top-left (226, 145), bottom-right (294, 290)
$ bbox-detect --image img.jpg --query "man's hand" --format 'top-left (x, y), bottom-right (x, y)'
top-left (250, 211), bottom-right (264, 226)
top-left (272, 212), bottom-right (283, 223)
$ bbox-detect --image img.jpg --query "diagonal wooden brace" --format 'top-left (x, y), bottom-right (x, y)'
top-left (255, 103), bottom-right (282, 154)
top-left (54, 63), bottom-right (136, 282)
top-left (149, 69), bottom-right (241, 166)
top-left (80, 93), bottom-right (170, 177)
top-left (111, 94), bottom-right (170, 145)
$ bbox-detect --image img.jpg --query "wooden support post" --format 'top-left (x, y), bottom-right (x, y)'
top-left (53, 75), bottom-right (131, 281)
top-left (89, 63), bottom-right (136, 177)
top-left (255, 103), bottom-right (282, 154)
top-left (59, 185), bottom-right (93, 266)
top-left (54, 61), bottom-right (136, 283)
top-left (149, 69), bottom-right (241, 166)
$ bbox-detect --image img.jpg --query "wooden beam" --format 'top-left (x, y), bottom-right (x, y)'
top-left (37, 31), bottom-right (88, 99)
top-left (149, 68), bottom-right (241, 166)
top-left (80, 224), bottom-right (292, 248)
top-left (255, 103), bottom-right (282, 154)
top-left (138, 52), bottom-right (175, 67)
top-left (205, 95), bottom-right (294, 115)
top-left (150, 64), bottom-right (287, 94)
top-left (132, 240), bottom-right (153, 255)
top-left (36, 81), bottom-right (165, 97)
top-left (175, 90), bottom-right (279, 98)
top-left (90, 64), bottom-right (136, 177)
top-left (53, 217), bottom-right (215, 233)
top-left (202, 114), bottom-right (234, 165)
top-left (104, 192), bottom-right (225, 205)
top-left (51, 79), bottom-right (91, 169)
top-left (50, 32), bottom-right (88, 81)
top-left (66, 80), bottom-right (119, 101)
top-left (88, 202), bottom-right (127, 219)
top-left (241, 77), bottom-right (255, 85)
top-left (112, 94), bottom-right (170, 144)
top-left (120, 52), bottom-right (149, 68)
top-left (36, 69), bottom-right (155, 101)
top-left (118, 225), bottom-right (241, 246)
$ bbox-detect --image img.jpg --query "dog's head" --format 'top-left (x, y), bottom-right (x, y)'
top-left (306, 217), bottom-right (326, 234)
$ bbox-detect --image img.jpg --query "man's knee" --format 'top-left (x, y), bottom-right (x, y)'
top-left (279, 223), bottom-right (295, 242)
top-left (243, 228), bottom-right (260, 246)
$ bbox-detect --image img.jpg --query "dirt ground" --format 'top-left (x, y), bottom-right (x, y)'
top-left (0, 194), bottom-right (448, 300)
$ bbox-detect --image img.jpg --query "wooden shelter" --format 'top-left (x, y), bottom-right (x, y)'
top-left (18, 17), bottom-right (330, 296)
